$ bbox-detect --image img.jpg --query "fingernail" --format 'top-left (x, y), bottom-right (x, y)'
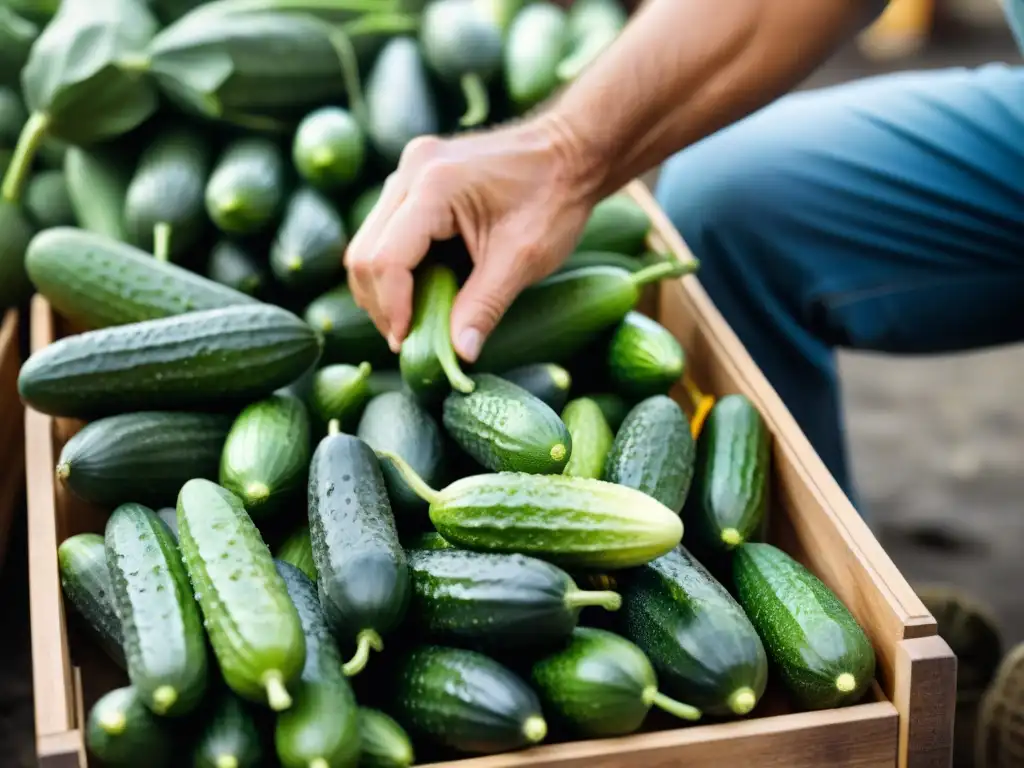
top-left (457, 328), bottom-right (483, 362)
top-left (387, 333), bottom-right (400, 353)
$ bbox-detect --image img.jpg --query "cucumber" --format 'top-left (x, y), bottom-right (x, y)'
top-left (420, 0), bottom-right (503, 126)
top-left (690, 394), bottom-right (770, 550)
top-left (157, 507), bottom-right (179, 541)
top-left (474, 261), bottom-right (696, 371)
top-left (18, 304), bottom-right (323, 418)
top-left (499, 363), bottom-right (572, 413)
top-left (293, 106), bottom-right (366, 190)
top-left (57, 533), bottom-right (125, 669)
top-left (348, 183), bottom-right (382, 233)
top-left (308, 424), bottom-right (409, 676)
top-left (0, 87), bottom-right (25, 149)
top-left (365, 36), bottom-right (439, 165)
top-left (275, 524), bottom-right (317, 582)
top-left (399, 263), bottom-right (475, 399)
top-left (531, 627), bottom-right (700, 738)
top-left (389, 645), bottom-right (547, 754)
top-left (0, 200), bottom-right (33, 311)
top-left (556, 0), bottom-right (626, 82)
top-left (402, 531), bottom-right (453, 552)
top-left (86, 686), bottom-right (172, 768)
top-left (358, 708), bottom-right (414, 768)
top-left (177, 479), bottom-right (307, 710)
top-left (378, 451), bottom-right (683, 570)
top-left (105, 502), bottom-right (209, 716)
top-left (192, 692), bottom-right (264, 768)
top-left (205, 137), bottom-right (286, 235)
top-left (270, 186), bottom-right (347, 290)
top-left (621, 546), bottom-right (769, 717)
top-left (356, 391), bottom-right (445, 517)
top-left (25, 169), bottom-right (74, 228)
top-left (442, 373), bottom-right (571, 475)
top-left (220, 392), bottom-right (311, 519)
top-left (57, 411), bottom-right (233, 509)
top-left (25, 227), bottom-right (258, 330)
top-left (607, 312), bottom-right (685, 398)
top-left (603, 395), bottom-right (695, 515)
top-left (557, 250), bottom-right (644, 274)
top-left (589, 392), bottom-right (630, 432)
top-left (504, 2), bottom-right (568, 112)
top-left (577, 193), bottom-right (651, 255)
top-left (207, 239), bottom-right (267, 297)
top-left (733, 543), bottom-right (876, 710)
top-left (408, 549), bottom-right (621, 650)
top-left (63, 143), bottom-right (133, 240)
top-left (124, 126), bottom-right (211, 260)
top-left (274, 561), bottom-right (361, 768)
top-left (304, 284), bottom-right (392, 366)
top-left (310, 362), bottom-right (374, 429)
top-left (560, 397), bottom-right (613, 479)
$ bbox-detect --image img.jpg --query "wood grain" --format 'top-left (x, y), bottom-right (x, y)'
top-left (894, 636), bottom-right (957, 768)
top-left (0, 309), bottom-right (24, 573)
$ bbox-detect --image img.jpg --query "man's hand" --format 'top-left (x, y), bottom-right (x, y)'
top-left (343, 117), bottom-right (597, 363)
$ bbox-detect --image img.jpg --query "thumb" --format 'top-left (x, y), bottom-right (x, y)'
top-left (450, 254), bottom-right (529, 363)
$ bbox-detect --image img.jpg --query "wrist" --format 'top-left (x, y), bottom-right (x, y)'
top-left (527, 108), bottom-right (609, 206)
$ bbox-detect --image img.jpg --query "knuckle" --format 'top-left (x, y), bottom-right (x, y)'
top-left (400, 136), bottom-right (443, 168)
top-left (418, 159), bottom-right (456, 190)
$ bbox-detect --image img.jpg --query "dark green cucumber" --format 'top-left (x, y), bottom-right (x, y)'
top-left (124, 126), bottom-right (211, 260)
top-left (275, 525), bottom-right (317, 582)
top-left (691, 394), bottom-right (770, 550)
top-left (377, 451), bottom-right (682, 570)
top-left (86, 686), bottom-right (172, 768)
top-left (177, 479), bottom-right (307, 710)
top-left (0, 199), bottom-right (33, 311)
top-left (57, 411), bottom-right (233, 509)
top-left (560, 397), bottom-right (613, 479)
top-left (358, 708), bottom-right (414, 768)
top-left (589, 392), bottom-right (630, 432)
top-left (399, 263), bottom-right (474, 399)
top-left (365, 37), bottom-right (439, 165)
top-left (576, 192), bottom-right (651, 256)
top-left (274, 561), bottom-right (361, 768)
top-left (443, 373), bottom-right (571, 474)
top-left (356, 391), bottom-right (444, 517)
top-left (310, 362), bottom-right (374, 429)
top-left (207, 239), bottom-right (267, 297)
top-left (157, 507), bottom-right (179, 540)
top-left (219, 392), bottom-right (311, 519)
top-left (105, 502), bottom-right (209, 716)
top-left (733, 542), bottom-right (876, 710)
top-left (603, 395), bottom-right (695, 515)
top-left (304, 284), bottom-right (392, 366)
top-left (389, 645), bottom-right (547, 754)
top-left (557, 250), bottom-right (644, 275)
top-left (58, 533), bottom-right (125, 669)
top-left (504, 2), bottom-right (568, 112)
top-left (402, 531), bottom-right (454, 552)
top-left (63, 143), bottom-right (133, 240)
top-left (607, 312), bottom-right (685, 398)
top-left (25, 227), bottom-right (258, 330)
top-left (25, 169), bottom-right (74, 228)
top-left (408, 549), bottom-right (621, 650)
top-left (474, 261), bottom-right (696, 371)
top-left (556, 0), bottom-right (626, 82)
top-left (348, 183), bottom-right (382, 233)
top-left (292, 106), bottom-right (366, 191)
top-left (498, 363), bottom-right (572, 413)
top-left (192, 692), bottom-right (264, 768)
top-left (18, 304), bottom-right (323, 418)
top-left (308, 425), bottom-right (409, 676)
top-left (270, 186), bottom-right (347, 290)
top-left (621, 546), bottom-right (769, 717)
top-left (205, 137), bottom-right (286, 235)
top-left (531, 627), bottom-right (700, 738)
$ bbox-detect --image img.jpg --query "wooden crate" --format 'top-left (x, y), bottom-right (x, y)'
top-left (0, 309), bottom-right (24, 574)
top-left (25, 181), bottom-right (956, 768)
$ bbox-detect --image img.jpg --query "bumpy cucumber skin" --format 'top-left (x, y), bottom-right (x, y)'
top-left (358, 708), bottom-right (415, 768)
top-left (622, 546), bottom-right (768, 716)
top-left (310, 363), bottom-right (373, 428)
top-left (274, 561), bottom-right (361, 768)
top-left (219, 392), bottom-right (311, 519)
top-left (25, 226), bottom-right (257, 330)
top-left (443, 374), bottom-right (572, 474)
top-left (177, 479), bottom-right (306, 706)
top-left (402, 531), bottom-right (454, 552)
top-left (308, 434), bottom-right (409, 652)
top-left (86, 686), bottom-right (172, 768)
top-left (733, 543), bottom-right (876, 711)
top-left (275, 525), bottom-right (317, 582)
top-left (304, 285), bottom-right (392, 366)
top-left (357, 391), bottom-right (444, 516)
top-left (399, 263), bottom-right (466, 402)
top-left (499, 363), bottom-right (573, 413)
top-left (207, 239), bottom-right (266, 297)
top-left (204, 137), bottom-right (285, 235)
top-left (390, 645), bottom-right (545, 754)
top-left (504, 2), bottom-right (568, 111)
top-left (603, 396), bottom-right (695, 515)
top-left (576, 193), bottom-right (651, 255)
top-left (57, 411), bottom-right (233, 509)
top-left (18, 304), bottom-right (323, 418)
top-left (58, 533), bottom-right (125, 669)
top-left (192, 692), bottom-right (264, 768)
top-left (270, 186), bottom-right (347, 290)
top-left (105, 503), bottom-right (209, 716)
top-left (560, 397), bottom-right (613, 480)
top-left (691, 394), bottom-right (770, 550)
top-left (428, 472), bottom-right (682, 570)
top-left (607, 312), bottom-right (685, 398)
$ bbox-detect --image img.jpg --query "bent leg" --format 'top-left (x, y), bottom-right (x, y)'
top-left (656, 64), bottom-right (1024, 500)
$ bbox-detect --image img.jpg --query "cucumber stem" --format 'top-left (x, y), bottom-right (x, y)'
top-left (56, 462), bottom-right (70, 482)
top-left (522, 715), bottom-right (548, 744)
top-left (720, 527), bottom-right (743, 548)
top-left (727, 687), bottom-right (758, 716)
top-left (150, 685), bottom-right (178, 714)
top-left (340, 12), bottom-right (420, 38)
top-left (309, 759), bottom-right (330, 768)
top-left (342, 628), bottom-right (383, 677)
top-left (458, 73), bottom-right (490, 127)
top-left (153, 222), bottom-right (172, 262)
top-left (327, 25), bottom-right (367, 128)
top-left (98, 709), bottom-right (127, 735)
top-left (327, 418), bottom-right (341, 436)
top-left (564, 588), bottom-right (622, 611)
top-left (263, 671), bottom-right (293, 711)
top-left (215, 756), bottom-right (239, 768)
top-left (836, 673), bottom-right (857, 693)
top-left (643, 687), bottom-right (701, 722)
top-left (1, 111), bottom-right (50, 203)
top-left (631, 258), bottom-right (699, 288)
top-left (549, 443), bottom-right (567, 463)
top-left (374, 449), bottom-right (442, 506)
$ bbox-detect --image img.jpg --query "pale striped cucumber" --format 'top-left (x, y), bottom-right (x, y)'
top-left (560, 397), bottom-right (613, 479)
top-left (58, 532), bottom-right (125, 669)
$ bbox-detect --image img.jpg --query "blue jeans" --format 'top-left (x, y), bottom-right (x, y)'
top-left (656, 64), bottom-right (1024, 502)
